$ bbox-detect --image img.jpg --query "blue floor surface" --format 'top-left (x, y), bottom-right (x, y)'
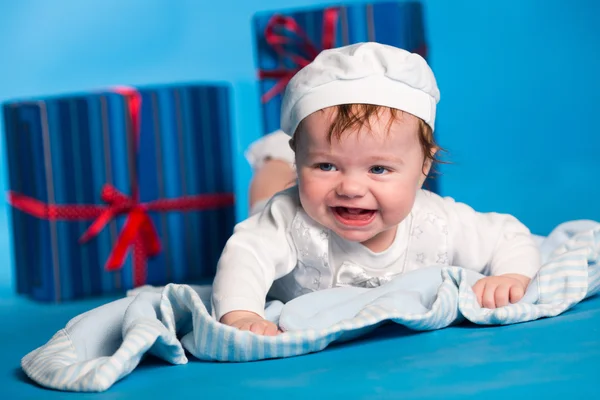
top-left (1, 289), bottom-right (599, 399)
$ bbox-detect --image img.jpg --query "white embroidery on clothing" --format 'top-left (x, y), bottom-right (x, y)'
top-left (412, 226), bottom-right (424, 238)
top-left (320, 230), bottom-right (329, 240)
top-left (279, 210), bottom-right (333, 298)
top-left (297, 221), bottom-right (310, 239)
top-left (318, 252), bottom-right (329, 267)
top-left (437, 252), bottom-right (448, 264)
top-left (426, 213), bottom-right (439, 224)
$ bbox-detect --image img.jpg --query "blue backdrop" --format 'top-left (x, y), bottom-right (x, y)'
top-left (0, 0), bottom-right (598, 292)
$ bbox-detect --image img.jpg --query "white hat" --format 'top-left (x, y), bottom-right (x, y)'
top-left (280, 42), bottom-right (440, 136)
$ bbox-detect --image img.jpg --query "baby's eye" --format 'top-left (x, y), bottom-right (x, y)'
top-left (370, 165), bottom-right (389, 175)
top-left (317, 163), bottom-right (337, 172)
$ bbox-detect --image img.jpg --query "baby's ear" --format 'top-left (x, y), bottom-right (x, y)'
top-left (419, 148), bottom-right (437, 186)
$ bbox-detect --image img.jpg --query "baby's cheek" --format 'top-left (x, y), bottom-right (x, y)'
top-left (298, 179), bottom-right (320, 210)
top-left (382, 183), bottom-right (417, 219)
top-left (299, 171), bottom-right (327, 195)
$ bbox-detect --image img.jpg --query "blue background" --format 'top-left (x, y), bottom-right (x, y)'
top-left (0, 0), bottom-right (598, 293)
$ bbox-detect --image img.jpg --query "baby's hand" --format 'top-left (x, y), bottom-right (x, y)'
top-left (220, 310), bottom-right (281, 336)
top-left (472, 273), bottom-right (531, 309)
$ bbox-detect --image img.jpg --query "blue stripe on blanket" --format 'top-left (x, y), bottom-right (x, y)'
top-left (21, 222), bottom-right (600, 392)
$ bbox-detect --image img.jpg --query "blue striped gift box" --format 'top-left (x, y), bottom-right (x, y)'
top-left (2, 83), bottom-right (235, 302)
top-left (253, 1), bottom-right (428, 136)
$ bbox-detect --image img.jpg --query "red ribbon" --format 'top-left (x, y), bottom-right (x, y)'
top-left (258, 8), bottom-right (340, 103)
top-left (8, 87), bottom-right (235, 287)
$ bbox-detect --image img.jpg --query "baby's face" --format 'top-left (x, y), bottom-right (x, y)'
top-left (294, 108), bottom-right (429, 252)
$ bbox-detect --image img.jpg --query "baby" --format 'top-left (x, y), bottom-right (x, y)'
top-left (212, 42), bottom-right (541, 335)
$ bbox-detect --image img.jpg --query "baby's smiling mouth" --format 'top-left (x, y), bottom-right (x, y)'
top-left (331, 207), bottom-right (377, 225)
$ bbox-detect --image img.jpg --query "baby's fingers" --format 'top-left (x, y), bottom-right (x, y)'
top-left (481, 283), bottom-right (499, 309)
top-left (232, 321), bottom-right (253, 332)
top-left (248, 321), bottom-right (267, 335)
top-left (472, 280), bottom-right (486, 307)
top-left (494, 285), bottom-right (511, 308)
top-left (509, 284), bottom-right (525, 304)
top-left (249, 321), bottom-right (279, 336)
top-left (262, 322), bottom-right (280, 336)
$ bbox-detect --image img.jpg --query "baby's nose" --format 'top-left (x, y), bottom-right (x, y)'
top-left (335, 176), bottom-right (367, 198)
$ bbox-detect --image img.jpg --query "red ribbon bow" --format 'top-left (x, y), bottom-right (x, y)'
top-left (258, 8), bottom-right (340, 103)
top-left (8, 86), bottom-right (234, 287)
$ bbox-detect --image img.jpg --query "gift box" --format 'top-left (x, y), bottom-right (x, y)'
top-left (3, 85), bottom-right (236, 302)
top-left (253, 1), bottom-right (428, 136)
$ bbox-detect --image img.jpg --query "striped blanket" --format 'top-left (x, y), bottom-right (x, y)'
top-left (21, 221), bottom-right (600, 392)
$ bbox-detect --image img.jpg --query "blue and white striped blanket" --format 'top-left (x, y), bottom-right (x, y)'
top-left (21, 221), bottom-right (600, 392)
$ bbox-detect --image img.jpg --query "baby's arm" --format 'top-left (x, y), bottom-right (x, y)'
top-left (443, 196), bottom-right (541, 308)
top-left (211, 189), bottom-right (298, 334)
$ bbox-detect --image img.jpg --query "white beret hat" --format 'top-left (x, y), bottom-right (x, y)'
top-left (280, 42), bottom-right (440, 136)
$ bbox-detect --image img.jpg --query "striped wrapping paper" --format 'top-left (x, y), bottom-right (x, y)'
top-left (2, 85), bottom-right (235, 302)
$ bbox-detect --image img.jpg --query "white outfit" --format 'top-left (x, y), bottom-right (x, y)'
top-left (211, 186), bottom-right (541, 321)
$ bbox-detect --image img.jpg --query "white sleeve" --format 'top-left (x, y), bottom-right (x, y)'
top-left (211, 189), bottom-right (299, 321)
top-left (442, 196), bottom-right (541, 278)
